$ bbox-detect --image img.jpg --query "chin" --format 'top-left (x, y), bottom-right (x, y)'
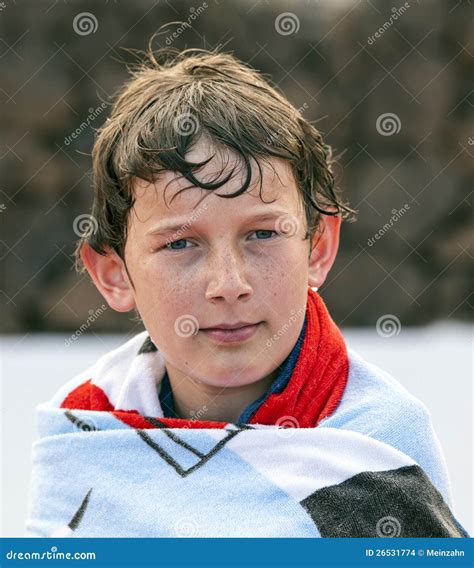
top-left (199, 368), bottom-right (264, 388)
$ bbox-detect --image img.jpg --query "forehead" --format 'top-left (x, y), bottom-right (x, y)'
top-left (130, 140), bottom-right (302, 226)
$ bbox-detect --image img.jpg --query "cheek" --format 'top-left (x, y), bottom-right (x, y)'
top-left (133, 262), bottom-right (203, 337)
top-left (261, 245), bottom-right (308, 284)
top-left (129, 259), bottom-right (173, 317)
top-left (260, 249), bottom-right (309, 314)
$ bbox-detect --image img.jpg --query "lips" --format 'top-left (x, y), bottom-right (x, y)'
top-left (200, 322), bottom-right (262, 344)
top-left (203, 321), bottom-right (258, 331)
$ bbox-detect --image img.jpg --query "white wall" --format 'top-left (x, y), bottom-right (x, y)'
top-left (1, 325), bottom-right (472, 536)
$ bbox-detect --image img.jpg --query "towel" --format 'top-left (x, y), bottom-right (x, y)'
top-left (25, 290), bottom-right (469, 538)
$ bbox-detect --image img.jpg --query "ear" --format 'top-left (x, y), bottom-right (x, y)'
top-left (80, 243), bottom-right (136, 313)
top-left (308, 214), bottom-right (341, 290)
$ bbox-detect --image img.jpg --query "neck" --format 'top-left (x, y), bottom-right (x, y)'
top-left (164, 363), bottom-right (279, 423)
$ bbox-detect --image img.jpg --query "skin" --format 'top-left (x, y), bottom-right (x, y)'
top-left (81, 140), bottom-right (341, 423)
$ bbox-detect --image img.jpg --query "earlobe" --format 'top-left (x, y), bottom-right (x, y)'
top-left (308, 215), bottom-right (341, 290)
top-left (80, 243), bottom-right (136, 313)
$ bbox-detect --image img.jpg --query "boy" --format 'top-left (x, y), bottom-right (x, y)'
top-left (26, 49), bottom-right (468, 538)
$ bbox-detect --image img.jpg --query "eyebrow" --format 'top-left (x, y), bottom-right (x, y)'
top-left (146, 209), bottom-right (290, 237)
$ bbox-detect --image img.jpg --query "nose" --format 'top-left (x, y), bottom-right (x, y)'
top-left (204, 244), bottom-right (253, 304)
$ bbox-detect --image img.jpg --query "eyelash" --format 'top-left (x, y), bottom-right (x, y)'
top-left (161, 230), bottom-right (279, 251)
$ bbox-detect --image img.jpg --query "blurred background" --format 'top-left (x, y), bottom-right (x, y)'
top-left (1, 0), bottom-right (472, 536)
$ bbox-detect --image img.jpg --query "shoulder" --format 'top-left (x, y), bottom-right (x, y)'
top-left (323, 348), bottom-right (430, 430)
top-left (47, 331), bottom-right (154, 410)
top-left (319, 348), bottom-right (454, 507)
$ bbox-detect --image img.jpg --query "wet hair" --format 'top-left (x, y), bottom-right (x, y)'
top-left (74, 45), bottom-right (356, 270)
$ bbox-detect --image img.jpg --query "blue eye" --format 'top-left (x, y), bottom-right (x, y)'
top-left (166, 239), bottom-right (189, 250)
top-left (160, 230), bottom-right (277, 252)
top-left (253, 230), bottom-right (277, 239)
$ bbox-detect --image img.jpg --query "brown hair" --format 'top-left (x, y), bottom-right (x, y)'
top-left (75, 46), bottom-right (356, 270)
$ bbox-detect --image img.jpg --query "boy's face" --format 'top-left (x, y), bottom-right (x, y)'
top-left (90, 141), bottom-right (340, 389)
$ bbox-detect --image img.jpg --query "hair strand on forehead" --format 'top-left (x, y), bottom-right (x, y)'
top-left (74, 43), bottom-right (357, 272)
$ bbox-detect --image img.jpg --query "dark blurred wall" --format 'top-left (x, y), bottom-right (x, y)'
top-left (1, 0), bottom-right (472, 332)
